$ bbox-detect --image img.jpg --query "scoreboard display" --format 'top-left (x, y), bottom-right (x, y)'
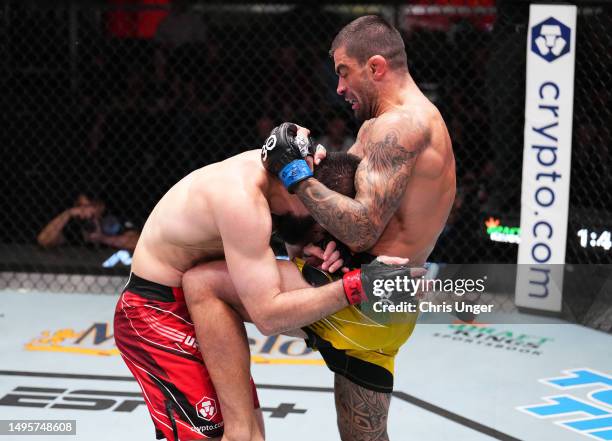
top-left (481, 212), bottom-right (612, 264)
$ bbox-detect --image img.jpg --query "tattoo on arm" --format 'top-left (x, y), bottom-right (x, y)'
top-left (334, 374), bottom-right (390, 441)
top-left (297, 180), bottom-right (371, 249)
top-left (296, 125), bottom-right (430, 251)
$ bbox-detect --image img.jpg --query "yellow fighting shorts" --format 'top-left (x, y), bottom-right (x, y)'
top-left (294, 257), bottom-right (418, 393)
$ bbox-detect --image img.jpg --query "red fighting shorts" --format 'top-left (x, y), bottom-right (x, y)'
top-left (114, 273), bottom-right (260, 440)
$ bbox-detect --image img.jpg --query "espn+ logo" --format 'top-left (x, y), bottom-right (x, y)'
top-left (0, 387), bottom-right (145, 412)
top-left (531, 17), bottom-right (571, 62)
top-left (519, 369), bottom-right (612, 439)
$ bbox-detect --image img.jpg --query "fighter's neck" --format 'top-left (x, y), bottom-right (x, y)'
top-left (265, 177), bottom-right (297, 215)
top-left (372, 74), bottom-right (419, 117)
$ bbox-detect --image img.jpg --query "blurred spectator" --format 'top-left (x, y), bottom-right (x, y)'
top-left (318, 116), bottom-right (355, 152)
top-left (200, 38), bottom-right (235, 112)
top-left (155, 0), bottom-right (206, 47)
top-left (430, 172), bottom-right (485, 263)
top-left (263, 44), bottom-right (318, 122)
top-left (404, 0), bottom-right (495, 33)
top-left (113, 67), bottom-right (147, 111)
top-left (37, 192), bottom-right (139, 251)
top-left (255, 115), bottom-right (276, 145)
top-left (146, 45), bottom-right (176, 112)
top-left (107, 0), bottom-right (170, 40)
top-left (80, 40), bottom-right (113, 110)
top-left (476, 159), bottom-right (496, 211)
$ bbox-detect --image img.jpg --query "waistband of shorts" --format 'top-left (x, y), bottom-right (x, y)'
top-left (123, 273), bottom-right (183, 302)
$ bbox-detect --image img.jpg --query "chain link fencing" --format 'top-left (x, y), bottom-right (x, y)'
top-left (0, 1), bottom-right (610, 297)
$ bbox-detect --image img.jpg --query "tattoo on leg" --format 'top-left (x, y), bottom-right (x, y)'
top-left (334, 374), bottom-right (390, 441)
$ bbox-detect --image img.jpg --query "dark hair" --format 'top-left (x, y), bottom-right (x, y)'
top-left (75, 191), bottom-right (103, 203)
top-left (273, 152), bottom-right (360, 245)
top-left (313, 152), bottom-right (360, 197)
top-left (329, 15), bottom-right (407, 71)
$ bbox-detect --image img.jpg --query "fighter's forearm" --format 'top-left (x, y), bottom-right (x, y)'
top-left (294, 179), bottom-right (380, 252)
top-left (37, 210), bottom-right (71, 247)
top-left (254, 281), bottom-right (348, 335)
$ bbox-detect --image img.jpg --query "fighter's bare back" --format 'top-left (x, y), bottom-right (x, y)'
top-left (131, 150), bottom-right (267, 287)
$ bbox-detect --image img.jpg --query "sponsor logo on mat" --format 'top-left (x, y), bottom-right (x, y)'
top-left (0, 387), bottom-right (145, 412)
top-left (0, 385), bottom-right (307, 420)
top-left (25, 323), bottom-right (324, 365)
top-left (518, 369), bottom-right (612, 439)
top-left (432, 323), bottom-right (553, 355)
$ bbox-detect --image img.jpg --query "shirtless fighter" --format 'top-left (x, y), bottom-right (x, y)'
top-left (113, 148), bottom-right (419, 441)
top-left (182, 15), bottom-right (456, 441)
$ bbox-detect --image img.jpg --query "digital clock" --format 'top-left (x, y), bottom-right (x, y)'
top-left (576, 229), bottom-right (612, 251)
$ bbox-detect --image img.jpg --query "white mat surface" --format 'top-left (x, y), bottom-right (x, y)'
top-left (1, 291), bottom-right (610, 440)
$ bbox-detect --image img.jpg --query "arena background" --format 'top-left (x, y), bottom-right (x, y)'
top-left (0, 2), bottom-right (611, 440)
top-left (1, 1), bottom-right (611, 293)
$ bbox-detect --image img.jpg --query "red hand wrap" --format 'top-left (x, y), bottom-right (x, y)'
top-left (342, 269), bottom-right (366, 305)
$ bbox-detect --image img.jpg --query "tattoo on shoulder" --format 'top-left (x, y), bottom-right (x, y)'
top-left (357, 119), bottom-right (376, 143)
top-left (294, 121), bottom-right (431, 251)
top-left (357, 124), bottom-right (431, 221)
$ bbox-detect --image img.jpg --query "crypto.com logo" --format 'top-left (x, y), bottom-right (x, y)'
top-left (531, 17), bottom-right (571, 62)
top-left (196, 396), bottom-right (218, 420)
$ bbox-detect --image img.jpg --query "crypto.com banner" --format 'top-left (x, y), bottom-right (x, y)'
top-left (516, 5), bottom-right (577, 312)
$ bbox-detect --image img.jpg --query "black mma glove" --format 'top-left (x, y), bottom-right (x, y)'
top-left (261, 122), bottom-right (315, 192)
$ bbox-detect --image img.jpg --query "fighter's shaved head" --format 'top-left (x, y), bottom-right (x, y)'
top-left (330, 15), bottom-right (408, 71)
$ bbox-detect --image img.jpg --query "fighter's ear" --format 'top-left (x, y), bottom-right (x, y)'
top-left (367, 55), bottom-right (387, 80)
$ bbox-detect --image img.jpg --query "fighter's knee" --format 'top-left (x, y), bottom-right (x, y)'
top-left (254, 321), bottom-right (278, 337)
top-left (182, 265), bottom-right (221, 303)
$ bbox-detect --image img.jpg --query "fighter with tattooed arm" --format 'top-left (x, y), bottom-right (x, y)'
top-left (182, 15), bottom-right (455, 441)
top-left (291, 16), bottom-right (456, 439)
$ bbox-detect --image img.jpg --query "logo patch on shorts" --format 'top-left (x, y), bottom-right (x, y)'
top-left (196, 396), bottom-right (217, 420)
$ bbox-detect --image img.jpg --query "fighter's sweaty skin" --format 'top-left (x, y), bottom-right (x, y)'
top-left (296, 99), bottom-right (455, 265)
